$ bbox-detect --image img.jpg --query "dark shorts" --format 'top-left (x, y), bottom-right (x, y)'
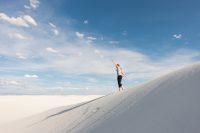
top-left (117, 75), bottom-right (123, 88)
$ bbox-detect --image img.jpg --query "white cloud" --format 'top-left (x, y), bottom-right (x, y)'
top-left (86, 36), bottom-right (97, 43)
top-left (52, 29), bottom-right (59, 36)
top-left (24, 5), bottom-right (31, 9)
top-left (0, 79), bottom-right (20, 86)
top-left (46, 47), bottom-right (58, 53)
top-left (84, 20), bottom-right (88, 24)
top-left (2, 34), bottom-right (198, 77)
top-left (0, 13), bottom-right (29, 27)
top-left (109, 41), bottom-right (119, 44)
top-left (76, 32), bottom-right (84, 39)
top-left (87, 36), bottom-right (97, 41)
top-left (173, 34), bottom-right (182, 39)
top-left (49, 22), bottom-right (56, 28)
top-left (37, 43), bottom-right (196, 76)
top-left (16, 53), bottom-right (27, 60)
top-left (17, 56), bottom-right (27, 60)
top-left (29, 0), bottom-right (40, 9)
top-left (10, 81), bottom-right (19, 85)
top-left (0, 19), bottom-right (199, 78)
top-left (23, 15), bottom-right (37, 26)
top-left (0, 13), bottom-right (37, 27)
top-left (6, 80), bottom-right (19, 86)
top-left (9, 33), bottom-right (29, 40)
top-left (24, 74), bottom-right (38, 78)
top-left (49, 22), bottom-right (59, 36)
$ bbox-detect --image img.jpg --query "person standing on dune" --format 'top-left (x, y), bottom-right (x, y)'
top-left (112, 60), bottom-right (125, 91)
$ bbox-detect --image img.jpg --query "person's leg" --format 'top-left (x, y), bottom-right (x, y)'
top-left (117, 76), bottom-right (120, 91)
top-left (117, 75), bottom-right (122, 91)
top-left (121, 76), bottom-right (124, 90)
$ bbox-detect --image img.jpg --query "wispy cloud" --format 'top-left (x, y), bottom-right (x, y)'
top-left (0, 79), bottom-right (20, 86)
top-left (16, 53), bottom-right (27, 60)
top-left (46, 47), bottom-right (58, 53)
top-left (0, 13), bottom-right (37, 27)
top-left (24, 5), bottom-right (31, 10)
top-left (1, 41), bottom-right (199, 94)
top-left (49, 22), bottom-right (56, 28)
top-left (29, 0), bottom-right (40, 9)
top-left (87, 36), bottom-right (97, 41)
top-left (8, 33), bottom-right (29, 40)
top-left (86, 36), bottom-right (97, 43)
top-left (173, 34), bottom-right (182, 39)
top-left (24, 74), bottom-right (38, 78)
top-left (49, 22), bottom-right (59, 36)
top-left (109, 41), bottom-right (119, 44)
top-left (84, 20), bottom-right (88, 24)
top-left (53, 29), bottom-right (59, 35)
top-left (23, 15), bottom-right (37, 26)
top-left (76, 32), bottom-right (84, 39)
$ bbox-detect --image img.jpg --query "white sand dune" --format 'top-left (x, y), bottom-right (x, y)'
top-left (1, 62), bottom-right (200, 133)
top-left (0, 95), bottom-right (102, 125)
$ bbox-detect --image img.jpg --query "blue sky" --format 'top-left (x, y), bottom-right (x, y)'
top-left (0, 0), bottom-right (200, 95)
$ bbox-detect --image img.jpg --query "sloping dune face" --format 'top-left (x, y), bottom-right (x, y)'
top-left (91, 63), bottom-right (200, 133)
top-left (1, 63), bottom-right (200, 133)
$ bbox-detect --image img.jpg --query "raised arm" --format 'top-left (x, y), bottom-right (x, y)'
top-left (112, 60), bottom-right (117, 67)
